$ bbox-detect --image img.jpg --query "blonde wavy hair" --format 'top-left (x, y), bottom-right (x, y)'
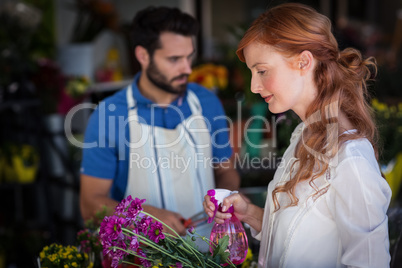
top-left (236, 3), bottom-right (379, 210)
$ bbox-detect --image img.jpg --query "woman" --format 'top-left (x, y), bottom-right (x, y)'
top-left (204, 3), bottom-right (391, 267)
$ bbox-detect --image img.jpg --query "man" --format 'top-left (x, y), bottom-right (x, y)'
top-left (80, 6), bottom-right (240, 236)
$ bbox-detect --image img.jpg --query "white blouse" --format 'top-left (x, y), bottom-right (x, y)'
top-left (253, 123), bottom-right (392, 268)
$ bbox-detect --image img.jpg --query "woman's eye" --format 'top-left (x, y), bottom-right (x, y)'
top-left (257, 70), bottom-right (266, 75)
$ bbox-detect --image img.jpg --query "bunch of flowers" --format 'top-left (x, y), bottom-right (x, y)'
top-left (77, 228), bottom-right (102, 255)
top-left (371, 98), bottom-right (402, 164)
top-left (100, 195), bottom-right (236, 268)
top-left (189, 63), bottom-right (228, 91)
top-left (77, 229), bottom-right (103, 268)
top-left (76, 207), bottom-right (109, 268)
top-left (39, 243), bottom-right (91, 268)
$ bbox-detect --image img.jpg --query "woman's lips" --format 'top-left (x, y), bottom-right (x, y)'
top-left (263, 95), bottom-right (273, 103)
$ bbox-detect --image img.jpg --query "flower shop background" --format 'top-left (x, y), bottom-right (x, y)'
top-left (0, 0), bottom-right (402, 267)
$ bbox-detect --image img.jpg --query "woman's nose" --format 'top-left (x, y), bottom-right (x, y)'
top-left (250, 77), bottom-right (262, 94)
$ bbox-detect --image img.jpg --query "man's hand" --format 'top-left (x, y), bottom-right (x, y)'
top-left (143, 205), bottom-right (187, 236)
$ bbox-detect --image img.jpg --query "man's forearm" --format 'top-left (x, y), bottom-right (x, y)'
top-left (214, 168), bottom-right (241, 190)
top-left (213, 156), bottom-right (241, 191)
top-left (80, 195), bottom-right (119, 222)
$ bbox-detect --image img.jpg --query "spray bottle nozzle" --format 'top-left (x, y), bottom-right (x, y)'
top-left (207, 189), bottom-right (238, 224)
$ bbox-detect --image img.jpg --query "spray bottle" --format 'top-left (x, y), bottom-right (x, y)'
top-left (207, 189), bottom-right (248, 266)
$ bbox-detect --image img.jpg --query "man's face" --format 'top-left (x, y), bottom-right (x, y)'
top-left (145, 32), bottom-right (195, 95)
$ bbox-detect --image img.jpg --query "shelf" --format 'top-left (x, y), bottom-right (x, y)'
top-left (0, 99), bottom-right (40, 112)
top-left (88, 79), bottom-right (132, 93)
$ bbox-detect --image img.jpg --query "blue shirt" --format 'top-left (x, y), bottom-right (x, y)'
top-left (81, 73), bottom-right (232, 201)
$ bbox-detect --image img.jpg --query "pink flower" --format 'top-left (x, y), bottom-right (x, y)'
top-left (138, 249), bottom-right (152, 267)
top-left (148, 221), bottom-right (165, 243)
top-left (111, 256), bottom-right (121, 268)
top-left (126, 197), bottom-right (146, 219)
top-left (128, 234), bottom-right (139, 252)
top-left (137, 215), bottom-right (152, 235)
top-left (100, 215), bottom-right (126, 241)
top-left (114, 195), bottom-right (133, 216)
top-left (188, 226), bottom-right (195, 234)
top-left (102, 235), bottom-right (129, 267)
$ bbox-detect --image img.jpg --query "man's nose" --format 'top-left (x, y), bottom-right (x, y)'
top-left (182, 59), bottom-right (192, 74)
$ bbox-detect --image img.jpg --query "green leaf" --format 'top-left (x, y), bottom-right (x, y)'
top-left (212, 235), bottom-right (230, 263)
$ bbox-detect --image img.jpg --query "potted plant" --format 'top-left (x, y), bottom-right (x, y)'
top-left (38, 243), bottom-right (90, 268)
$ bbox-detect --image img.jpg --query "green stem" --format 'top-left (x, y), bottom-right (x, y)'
top-left (122, 228), bottom-right (192, 266)
top-left (121, 260), bottom-right (141, 267)
top-left (164, 233), bottom-right (203, 257)
top-left (161, 237), bottom-right (226, 268)
top-left (140, 212), bottom-right (205, 264)
top-left (111, 246), bottom-right (153, 261)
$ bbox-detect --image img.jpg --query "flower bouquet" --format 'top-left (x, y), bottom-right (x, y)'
top-left (100, 196), bottom-right (236, 267)
top-left (188, 63), bottom-right (228, 92)
top-left (77, 228), bottom-right (103, 267)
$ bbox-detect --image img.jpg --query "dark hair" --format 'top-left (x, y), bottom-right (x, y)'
top-left (130, 6), bottom-right (198, 56)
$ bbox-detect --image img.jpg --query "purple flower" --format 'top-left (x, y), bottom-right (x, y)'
top-left (101, 237), bottom-right (113, 256)
top-left (127, 230), bottom-right (139, 252)
top-left (138, 249), bottom-right (152, 267)
top-left (114, 195), bottom-right (133, 216)
top-left (111, 256), bottom-right (121, 268)
top-left (137, 215), bottom-right (152, 235)
top-left (176, 262), bottom-right (183, 268)
top-left (188, 226), bottom-right (195, 234)
top-left (102, 235), bottom-right (129, 266)
top-left (148, 221), bottom-right (165, 243)
top-left (100, 215), bottom-right (126, 241)
top-left (126, 198), bottom-right (146, 219)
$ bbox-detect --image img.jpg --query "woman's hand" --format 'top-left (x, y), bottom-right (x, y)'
top-left (203, 192), bottom-right (249, 224)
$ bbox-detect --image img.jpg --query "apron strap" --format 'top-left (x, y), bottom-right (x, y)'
top-left (126, 84), bottom-right (136, 110)
top-left (187, 90), bottom-right (202, 115)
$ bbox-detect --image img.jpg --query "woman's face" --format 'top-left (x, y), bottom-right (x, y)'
top-left (243, 42), bottom-right (316, 120)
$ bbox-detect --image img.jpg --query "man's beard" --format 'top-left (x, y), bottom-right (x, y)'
top-left (146, 59), bottom-right (188, 95)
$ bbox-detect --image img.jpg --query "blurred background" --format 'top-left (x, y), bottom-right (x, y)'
top-left (0, 0), bottom-right (401, 267)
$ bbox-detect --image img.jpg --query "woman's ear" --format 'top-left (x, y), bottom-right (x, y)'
top-left (135, 46), bottom-right (149, 66)
top-left (297, 50), bottom-right (314, 72)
